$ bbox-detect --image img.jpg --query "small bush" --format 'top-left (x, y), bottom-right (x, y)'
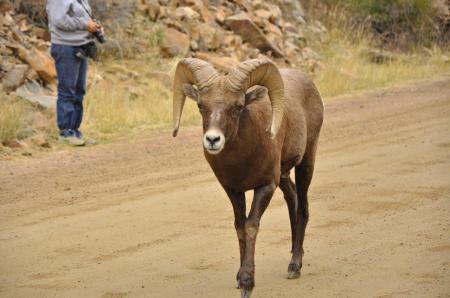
top-left (318, 0), bottom-right (445, 48)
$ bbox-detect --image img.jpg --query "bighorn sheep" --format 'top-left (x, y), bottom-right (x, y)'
top-left (172, 58), bottom-right (324, 298)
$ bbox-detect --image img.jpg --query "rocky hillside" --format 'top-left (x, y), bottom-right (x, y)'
top-left (1, 0), bottom-right (328, 100)
top-left (138, 0), bottom-right (324, 71)
top-left (0, 2), bottom-right (57, 109)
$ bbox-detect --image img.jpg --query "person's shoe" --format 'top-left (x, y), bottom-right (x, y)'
top-left (75, 129), bottom-right (96, 146)
top-left (59, 135), bottom-right (86, 146)
top-left (74, 129), bottom-right (83, 139)
top-left (59, 129), bottom-right (85, 146)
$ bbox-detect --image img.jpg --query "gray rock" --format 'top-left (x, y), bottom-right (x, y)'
top-left (91, 0), bottom-right (136, 31)
top-left (160, 28), bottom-right (190, 58)
top-left (0, 59), bottom-right (15, 72)
top-left (225, 13), bottom-right (284, 58)
top-left (16, 80), bottom-right (56, 109)
top-left (2, 64), bottom-right (28, 92)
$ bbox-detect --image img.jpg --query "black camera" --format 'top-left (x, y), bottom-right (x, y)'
top-left (92, 20), bottom-right (107, 44)
top-left (94, 30), bottom-right (106, 44)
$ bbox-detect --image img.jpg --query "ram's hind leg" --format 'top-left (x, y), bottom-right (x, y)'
top-left (288, 144), bottom-right (318, 279)
top-left (279, 174), bottom-right (298, 253)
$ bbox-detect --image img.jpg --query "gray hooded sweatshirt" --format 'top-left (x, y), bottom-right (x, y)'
top-left (46, 0), bottom-right (94, 46)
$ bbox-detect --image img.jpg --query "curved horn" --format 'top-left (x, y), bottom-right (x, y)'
top-left (172, 58), bottom-right (219, 137)
top-left (225, 59), bottom-right (284, 139)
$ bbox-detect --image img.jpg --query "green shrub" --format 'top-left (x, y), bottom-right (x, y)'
top-left (319, 0), bottom-right (444, 47)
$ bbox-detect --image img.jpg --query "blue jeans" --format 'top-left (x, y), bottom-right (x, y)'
top-left (51, 44), bottom-right (88, 135)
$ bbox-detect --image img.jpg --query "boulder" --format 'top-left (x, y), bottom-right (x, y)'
top-left (179, 0), bottom-right (214, 23)
top-left (256, 3), bottom-right (282, 25)
top-left (18, 18), bottom-right (30, 32)
top-left (215, 6), bottom-right (227, 24)
top-left (90, 0), bottom-right (137, 32)
top-left (284, 40), bottom-right (299, 62)
top-left (175, 6), bottom-right (200, 21)
top-left (254, 9), bottom-right (271, 20)
top-left (163, 18), bottom-right (184, 32)
top-left (26, 68), bottom-right (39, 81)
top-left (0, 0), bottom-right (14, 13)
top-left (196, 23), bottom-right (224, 50)
top-left (264, 21), bottom-right (283, 37)
top-left (139, 0), bottom-right (161, 21)
top-left (31, 27), bottom-right (51, 41)
top-left (283, 22), bottom-right (299, 33)
top-left (2, 12), bottom-right (14, 26)
top-left (270, 0), bottom-right (305, 25)
top-left (0, 58), bottom-right (15, 72)
top-left (199, 5), bottom-right (214, 24)
top-left (17, 47), bottom-right (57, 85)
top-left (195, 52), bottom-right (239, 73)
top-left (2, 64), bottom-right (28, 92)
top-left (225, 12), bottom-right (284, 58)
top-left (160, 28), bottom-right (190, 57)
top-left (16, 80), bottom-right (57, 109)
top-left (190, 40), bottom-right (199, 51)
top-left (11, 27), bottom-right (24, 42)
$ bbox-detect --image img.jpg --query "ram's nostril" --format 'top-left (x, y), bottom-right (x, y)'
top-left (206, 134), bottom-right (221, 145)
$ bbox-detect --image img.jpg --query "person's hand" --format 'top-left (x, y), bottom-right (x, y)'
top-left (87, 20), bottom-right (101, 33)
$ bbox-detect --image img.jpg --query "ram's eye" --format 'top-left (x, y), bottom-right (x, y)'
top-left (232, 105), bottom-right (244, 117)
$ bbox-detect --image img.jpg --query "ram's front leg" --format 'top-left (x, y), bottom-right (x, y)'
top-left (238, 183), bottom-right (276, 298)
top-left (225, 188), bottom-right (247, 288)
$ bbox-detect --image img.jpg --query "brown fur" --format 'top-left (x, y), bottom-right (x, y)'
top-left (183, 68), bottom-right (324, 296)
top-left (186, 69), bottom-right (323, 191)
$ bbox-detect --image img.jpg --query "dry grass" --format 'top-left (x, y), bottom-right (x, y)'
top-left (81, 59), bottom-right (200, 139)
top-left (82, 45), bottom-right (449, 139)
top-left (315, 44), bottom-right (450, 98)
top-left (308, 2), bottom-right (450, 98)
top-left (0, 93), bottom-right (29, 142)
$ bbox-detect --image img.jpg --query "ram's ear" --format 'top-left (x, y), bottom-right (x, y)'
top-left (183, 84), bottom-right (199, 102)
top-left (245, 86), bottom-right (267, 105)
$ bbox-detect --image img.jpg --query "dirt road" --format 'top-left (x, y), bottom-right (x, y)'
top-left (1, 77), bottom-right (449, 298)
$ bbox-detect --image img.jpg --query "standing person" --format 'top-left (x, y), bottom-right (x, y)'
top-left (47, 0), bottom-right (101, 146)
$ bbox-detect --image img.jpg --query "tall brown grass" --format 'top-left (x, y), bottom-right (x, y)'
top-left (0, 92), bottom-right (28, 142)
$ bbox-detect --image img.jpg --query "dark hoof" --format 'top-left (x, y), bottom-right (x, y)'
top-left (238, 272), bottom-right (255, 293)
top-left (240, 288), bottom-right (253, 298)
top-left (287, 262), bottom-right (301, 279)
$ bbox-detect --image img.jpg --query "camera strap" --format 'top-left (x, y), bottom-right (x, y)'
top-left (76, 0), bottom-right (93, 20)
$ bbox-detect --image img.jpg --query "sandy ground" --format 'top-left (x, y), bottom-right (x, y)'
top-left (0, 77), bottom-right (449, 298)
